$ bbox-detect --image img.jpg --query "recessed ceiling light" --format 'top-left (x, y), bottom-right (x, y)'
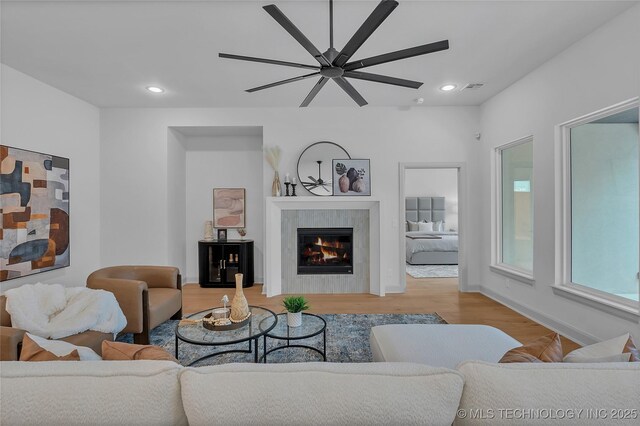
top-left (439, 84), bottom-right (457, 92)
top-left (146, 86), bottom-right (165, 93)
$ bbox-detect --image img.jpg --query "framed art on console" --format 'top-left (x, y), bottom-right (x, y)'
top-left (0, 145), bottom-right (70, 282)
top-left (213, 188), bottom-right (246, 228)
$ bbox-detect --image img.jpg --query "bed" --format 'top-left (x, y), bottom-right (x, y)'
top-left (405, 197), bottom-right (458, 265)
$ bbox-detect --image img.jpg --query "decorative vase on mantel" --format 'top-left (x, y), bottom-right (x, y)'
top-left (230, 273), bottom-right (250, 322)
top-left (272, 171), bottom-right (282, 197)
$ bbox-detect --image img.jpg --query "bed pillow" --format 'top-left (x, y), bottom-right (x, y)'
top-left (407, 221), bottom-right (419, 231)
top-left (417, 222), bottom-right (433, 232)
top-left (21, 332), bottom-right (101, 361)
top-left (432, 220), bottom-right (444, 232)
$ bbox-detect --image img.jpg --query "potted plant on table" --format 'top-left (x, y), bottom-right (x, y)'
top-left (283, 296), bottom-right (309, 328)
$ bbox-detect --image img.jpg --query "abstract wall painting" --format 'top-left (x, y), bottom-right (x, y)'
top-left (0, 146), bottom-right (70, 282)
top-left (213, 188), bottom-right (245, 228)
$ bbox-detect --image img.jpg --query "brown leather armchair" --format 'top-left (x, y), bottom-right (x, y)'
top-left (87, 266), bottom-right (182, 345)
top-left (0, 295), bottom-right (114, 361)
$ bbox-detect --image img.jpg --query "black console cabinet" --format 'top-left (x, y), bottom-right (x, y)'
top-left (198, 240), bottom-right (254, 288)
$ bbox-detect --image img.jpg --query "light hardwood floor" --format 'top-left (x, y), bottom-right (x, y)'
top-left (183, 275), bottom-right (580, 354)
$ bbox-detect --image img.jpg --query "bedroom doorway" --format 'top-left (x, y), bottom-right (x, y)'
top-left (398, 163), bottom-right (467, 292)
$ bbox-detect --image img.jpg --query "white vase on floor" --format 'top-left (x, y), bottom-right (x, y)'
top-left (287, 312), bottom-right (302, 327)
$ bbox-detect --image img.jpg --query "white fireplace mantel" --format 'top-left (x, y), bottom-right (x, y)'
top-left (264, 196), bottom-right (381, 297)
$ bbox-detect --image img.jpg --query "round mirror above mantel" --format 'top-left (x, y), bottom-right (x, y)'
top-left (297, 141), bottom-right (350, 196)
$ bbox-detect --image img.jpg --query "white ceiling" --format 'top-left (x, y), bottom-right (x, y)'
top-left (1, 0), bottom-right (636, 108)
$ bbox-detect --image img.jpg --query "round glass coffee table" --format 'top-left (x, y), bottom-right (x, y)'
top-left (259, 313), bottom-right (327, 363)
top-left (175, 305), bottom-right (277, 366)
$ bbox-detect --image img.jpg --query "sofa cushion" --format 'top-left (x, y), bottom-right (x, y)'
top-left (102, 340), bottom-right (178, 362)
top-left (499, 333), bottom-right (563, 363)
top-left (19, 334), bottom-right (81, 361)
top-left (180, 362), bottom-right (464, 426)
top-left (370, 324), bottom-right (521, 369)
top-left (0, 360), bottom-right (187, 425)
top-left (456, 361), bottom-right (640, 425)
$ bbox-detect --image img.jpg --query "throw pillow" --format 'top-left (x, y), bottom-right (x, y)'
top-left (19, 334), bottom-right (81, 361)
top-left (433, 221), bottom-right (443, 232)
top-left (407, 221), bottom-right (419, 232)
top-left (417, 221), bottom-right (433, 232)
top-left (499, 333), bottom-right (563, 363)
top-left (102, 340), bottom-right (178, 363)
top-left (623, 336), bottom-right (639, 362)
top-left (21, 332), bottom-right (101, 361)
top-left (563, 333), bottom-right (635, 363)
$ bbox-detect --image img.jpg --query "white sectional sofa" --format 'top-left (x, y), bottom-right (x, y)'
top-left (1, 324), bottom-right (639, 425)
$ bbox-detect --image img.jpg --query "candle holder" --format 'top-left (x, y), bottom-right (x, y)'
top-left (291, 183), bottom-right (297, 196)
top-left (284, 181), bottom-right (291, 196)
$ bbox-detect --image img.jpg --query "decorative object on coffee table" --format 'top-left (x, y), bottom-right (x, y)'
top-left (283, 296), bottom-right (309, 327)
top-left (204, 221), bottom-right (214, 241)
top-left (230, 274), bottom-right (250, 322)
top-left (333, 159), bottom-right (371, 196)
top-left (213, 188), bottom-right (245, 228)
top-left (265, 146), bottom-right (282, 197)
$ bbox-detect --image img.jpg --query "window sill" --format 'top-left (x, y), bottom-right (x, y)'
top-left (552, 285), bottom-right (640, 322)
top-left (489, 265), bottom-right (535, 285)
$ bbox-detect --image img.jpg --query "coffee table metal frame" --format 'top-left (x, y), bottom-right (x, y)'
top-left (260, 312), bottom-right (327, 363)
top-left (175, 305), bottom-right (277, 366)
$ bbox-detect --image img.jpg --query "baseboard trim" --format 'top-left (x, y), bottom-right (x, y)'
top-left (480, 286), bottom-right (599, 346)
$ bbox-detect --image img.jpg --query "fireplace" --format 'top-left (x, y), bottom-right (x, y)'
top-left (297, 228), bottom-right (353, 275)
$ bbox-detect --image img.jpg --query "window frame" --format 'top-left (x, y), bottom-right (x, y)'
top-left (491, 135), bottom-right (535, 284)
top-left (554, 97), bottom-right (640, 317)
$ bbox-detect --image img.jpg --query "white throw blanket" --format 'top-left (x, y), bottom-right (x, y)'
top-left (4, 283), bottom-right (127, 339)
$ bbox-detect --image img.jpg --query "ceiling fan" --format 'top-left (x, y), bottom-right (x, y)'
top-left (219, 0), bottom-right (449, 107)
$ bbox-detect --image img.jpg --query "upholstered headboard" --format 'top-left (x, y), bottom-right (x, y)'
top-left (405, 197), bottom-right (445, 222)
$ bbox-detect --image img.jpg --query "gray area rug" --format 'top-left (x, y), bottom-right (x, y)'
top-left (117, 313), bottom-right (446, 366)
top-left (406, 264), bottom-right (459, 278)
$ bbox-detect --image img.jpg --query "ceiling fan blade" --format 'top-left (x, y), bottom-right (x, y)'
top-left (246, 72), bottom-right (320, 93)
top-left (219, 53), bottom-right (319, 70)
top-left (343, 40), bottom-right (449, 71)
top-left (307, 176), bottom-right (319, 183)
top-left (333, 0), bottom-right (398, 68)
top-left (300, 77), bottom-right (329, 107)
top-left (334, 77), bottom-right (368, 107)
top-left (263, 4), bottom-right (331, 67)
top-left (344, 71), bottom-right (422, 89)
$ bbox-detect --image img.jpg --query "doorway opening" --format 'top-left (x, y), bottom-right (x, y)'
top-left (398, 163), bottom-right (467, 292)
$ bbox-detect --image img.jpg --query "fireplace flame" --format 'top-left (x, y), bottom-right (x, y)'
top-left (314, 237), bottom-right (347, 261)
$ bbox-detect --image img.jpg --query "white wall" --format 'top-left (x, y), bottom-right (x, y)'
top-left (1, 64), bottom-right (101, 291)
top-left (479, 5), bottom-right (640, 343)
top-left (100, 107), bottom-right (481, 293)
top-left (404, 168), bottom-right (458, 230)
top-left (183, 135), bottom-right (263, 283)
top-left (166, 128), bottom-right (187, 277)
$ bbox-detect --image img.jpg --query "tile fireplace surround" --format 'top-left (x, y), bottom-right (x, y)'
top-left (265, 197), bottom-right (381, 297)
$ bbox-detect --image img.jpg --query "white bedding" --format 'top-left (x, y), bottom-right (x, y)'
top-left (406, 231), bottom-right (458, 257)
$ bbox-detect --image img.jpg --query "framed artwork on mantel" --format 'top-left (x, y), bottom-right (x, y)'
top-left (332, 159), bottom-right (371, 196)
top-left (0, 145), bottom-right (70, 282)
top-left (213, 188), bottom-right (246, 228)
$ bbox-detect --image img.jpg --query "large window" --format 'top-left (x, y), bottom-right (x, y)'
top-left (493, 136), bottom-right (534, 281)
top-left (558, 100), bottom-right (639, 310)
